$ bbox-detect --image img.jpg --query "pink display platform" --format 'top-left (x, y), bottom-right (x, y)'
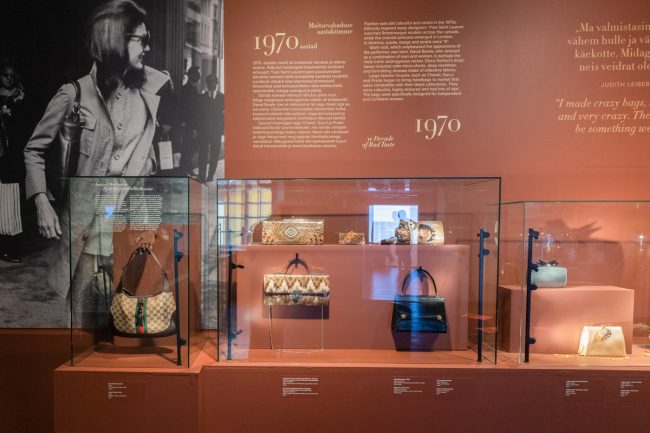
top-left (498, 285), bottom-right (634, 355)
top-left (230, 244), bottom-right (470, 352)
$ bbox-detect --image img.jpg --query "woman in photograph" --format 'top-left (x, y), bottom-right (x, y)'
top-left (0, 62), bottom-right (26, 263)
top-left (23, 0), bottom-right (170, 309)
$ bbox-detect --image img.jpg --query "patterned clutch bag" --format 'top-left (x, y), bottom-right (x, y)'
top-left (261, 219), bottom-right (324, 245)
top-left (531, 260), bottom-right (567, 288)
top-left (417, 221), bottom-right (444, 245)
top-left (338, 231), bottom-right (365, 245)
top-left (263, 273), bottom-right (330, 306)
top-left (395, 219), bottom-right (417, 244)
top-left (394, 220), bottom-right (444, 245)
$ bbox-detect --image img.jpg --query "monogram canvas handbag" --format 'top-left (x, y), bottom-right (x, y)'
top-left (110, 246), bottom-right (177, 337)
top-left (261, 219), bottom-right (324, 245)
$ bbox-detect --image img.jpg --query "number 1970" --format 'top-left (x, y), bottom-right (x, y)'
top-left (415, 116), bottom-right (461, 140)
top-left (254, 33), bottom-right (299, 56)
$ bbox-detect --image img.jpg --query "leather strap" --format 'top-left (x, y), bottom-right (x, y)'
top-left (116, 245), bottom-right (170, 296)
top-left (401, 266), bottom-right (438, 296)
top-left (70, 80), bottom-right (81, 110)
top-left (66, 80), bottom-right (81, 176)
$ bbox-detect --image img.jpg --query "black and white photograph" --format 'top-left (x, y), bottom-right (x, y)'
top-left (0, 0), bottom-right (224, 328)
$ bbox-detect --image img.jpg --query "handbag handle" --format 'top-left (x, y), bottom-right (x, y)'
top-left (116, 245), bottom-right (170, 295)
top-left (283, 253), bottom-right (310, 275)
top-left (401, 266), bottom-right (438, 296)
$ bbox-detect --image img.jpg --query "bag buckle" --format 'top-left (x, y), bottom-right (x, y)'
top-left (598, 325), bottom-right (612, 340)
top-left (291, 289), bottom-right (303, 302)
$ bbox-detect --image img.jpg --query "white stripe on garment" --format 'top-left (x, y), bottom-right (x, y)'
top-left (0, 182), bottom-right (22, 235)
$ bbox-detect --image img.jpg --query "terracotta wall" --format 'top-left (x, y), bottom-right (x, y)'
top-left (0, 330), bottom-right (69, 433)
top-left (225, 0), bottom-right (650, 202)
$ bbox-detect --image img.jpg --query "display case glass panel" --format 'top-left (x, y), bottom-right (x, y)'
top-left (69, 176), bottom-right (213, 367)
top-left (217, 178), bottom-right (501, 364)
top-left (500, 201), bottom-right (650, 366)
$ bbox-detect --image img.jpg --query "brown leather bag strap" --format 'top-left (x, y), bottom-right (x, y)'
top-left (116, 246), bottom-right (170, 295)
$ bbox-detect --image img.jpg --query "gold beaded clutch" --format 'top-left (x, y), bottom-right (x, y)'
top-left (338, 231), bottom-right (365, 245)
top-left (261, 219), bottom-right (324, 245)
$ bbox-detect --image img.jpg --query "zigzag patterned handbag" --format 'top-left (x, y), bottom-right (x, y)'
top-left (263, 255), bottom-right (330, 306)
top-left (109, 246), bottom-right (177, 337)
top-left (263, 255), bottom-right (328, 353)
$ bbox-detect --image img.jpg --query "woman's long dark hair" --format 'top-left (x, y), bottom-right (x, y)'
top-left (86, 0), bottom-right (147, 97)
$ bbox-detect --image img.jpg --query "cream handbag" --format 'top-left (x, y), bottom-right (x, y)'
top-left (578, 325), bottom-right (626, 358)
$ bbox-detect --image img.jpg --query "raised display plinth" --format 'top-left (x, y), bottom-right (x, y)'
top-left (498, 285), bottom-right (634, 355)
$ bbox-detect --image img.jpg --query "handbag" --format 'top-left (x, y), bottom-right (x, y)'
top-left (531, 260), bottom-right (567, 288)
top-left (261, 219), bottom-right (324, 245)
top-left (578, 325), bottom-right (626, 358)
top-left (45, 80), bottom-right (81, 202)
top-left (392, 266), bottom-right (448, 333)
top-left (395, 219), bottom-right (417, 244)
top-left (338, 231), bottom-right (365, 245)
top-left (263, 256), bottom-right (330, 306)
top-left (109, 246), bottom-right (177, 337)
top-left (264, 255), bottom-right (327, 352)
top-left (417, 221), bottom-right (444, 245)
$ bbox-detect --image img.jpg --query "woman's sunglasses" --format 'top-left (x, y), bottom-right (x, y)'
top-left (126, 31), bottom-right (151, 47)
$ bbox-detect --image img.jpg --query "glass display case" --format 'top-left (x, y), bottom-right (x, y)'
top-left (68, 176), bottom-right (214, 367)
top-left (499, 201), bottom-right (650, 366)
top-left (217, 178), bottom-right (501, 364)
